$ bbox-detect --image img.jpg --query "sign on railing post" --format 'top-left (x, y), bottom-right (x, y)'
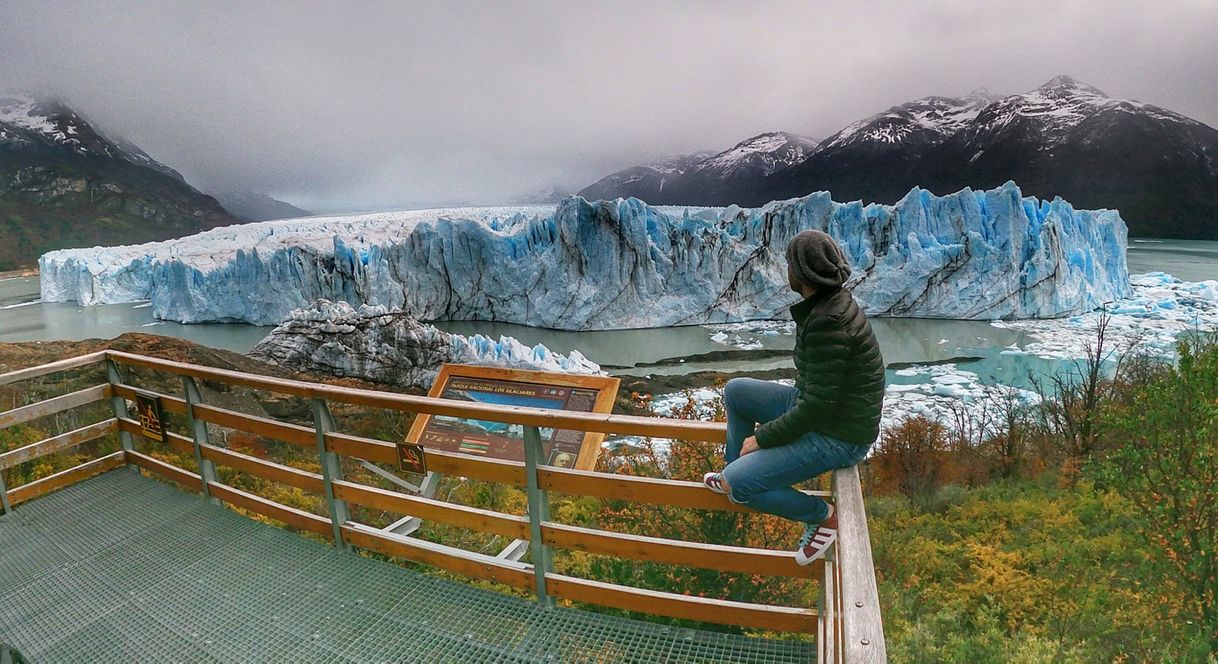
top-left (104, 359), bottom-right (136, 457)
top-left (182, 376), bottom-right (219, 502)
top-left (522, 424), bottom-right (554, 606)
top-left (312, 398), bottom-right (351, 549)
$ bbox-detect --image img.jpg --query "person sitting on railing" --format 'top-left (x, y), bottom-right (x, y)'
top-left (702, 229), bottom-right (885, 566)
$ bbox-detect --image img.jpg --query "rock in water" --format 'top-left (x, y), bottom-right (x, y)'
top-left (40, 182), bottom-right (1130, 327)
top-left (248, 299), bottom-right (600, 389)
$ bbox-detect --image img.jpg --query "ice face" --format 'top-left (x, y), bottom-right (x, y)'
top-left (40, 182), bottom-right (1130, 329)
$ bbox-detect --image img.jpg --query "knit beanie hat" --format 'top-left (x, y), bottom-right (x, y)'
top-left (786, 230), bottom-right (851, 289)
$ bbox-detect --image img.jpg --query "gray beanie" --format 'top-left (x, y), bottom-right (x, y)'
top-left (786, 230), bottom-right (851, 289)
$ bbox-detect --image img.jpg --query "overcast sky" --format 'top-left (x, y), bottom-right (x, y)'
top-left (2, 0), bottom-right (1216, 213)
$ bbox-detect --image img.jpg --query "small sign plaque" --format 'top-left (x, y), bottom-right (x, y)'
top-left (397, 442), bottom-right (427, 475)
top-left (134, 392), bottom-right (165, 442)
top-left (405, 364), bottom-right (621, 471)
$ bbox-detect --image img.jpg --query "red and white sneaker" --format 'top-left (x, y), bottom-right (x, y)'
top-left (702, 472), bottom-right (729, 495)
top-left (795, 513), bottom-right (837, 566)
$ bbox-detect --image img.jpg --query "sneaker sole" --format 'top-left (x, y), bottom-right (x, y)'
top-left (795, 532), bottom-right (836, 566)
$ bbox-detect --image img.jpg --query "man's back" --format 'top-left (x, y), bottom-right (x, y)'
top-left (790, 287), bottom-right (886, 446)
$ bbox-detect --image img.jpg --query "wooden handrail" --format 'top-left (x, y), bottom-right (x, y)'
top-left (201, 444), bottom-right (326, 494)
top-left (0, 419), bottom-right (116, 470)
top-left (333, 480), bottom-right (530, 540)
top-left (105, 350), bottom-right (727, 442)
top-left (6, 450), bottom-right (125, 506)
top-left (128, 450), bottom-right (204, 492)
top-left (544, 574), bottom-right (818, 634)
top-left (540, 465), bottom-right (832, 512)
top-left (192, 403), bottom-right (316, 448)
top-left (110, 384), bottom-right (187, 415)
top-left (834, 466), bottom-right (887, 662)
top-left (341, 522), bottom-right (534, 590)
top-left (326, 431), bottom-right (529, 486)
top-left (116, 417), bottom-right (194, 456)
top-left (541, 521), bottom-right (819, 578)
top-left (0, 384), bottom-right (111, 429)
top-left (207, 480), bottom-right (333, 539)
top-left (0, 351), bottom-right (107, 386)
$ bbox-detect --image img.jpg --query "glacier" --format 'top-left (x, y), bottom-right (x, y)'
top-left (39, 182), bottom-right (1131, 329)
top-left (248, 299), bottom-right (600, 390)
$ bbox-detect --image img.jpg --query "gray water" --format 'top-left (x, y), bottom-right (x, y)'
top-left (0, 239), bottom-right (1213, 381)
top-left (0, 271), bottom-right (1033, 374)
top-left (1126, 238), bottom-right (1218, 282)
top-left (0, 276), bottom-right (274, 353)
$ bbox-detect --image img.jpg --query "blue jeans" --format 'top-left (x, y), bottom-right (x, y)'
top-left (721, 378), bottom-right (870, 524)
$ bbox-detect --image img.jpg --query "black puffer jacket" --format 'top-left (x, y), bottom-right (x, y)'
top-left (755, 287), bottom-right (886, 448)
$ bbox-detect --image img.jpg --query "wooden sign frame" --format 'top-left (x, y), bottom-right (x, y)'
top-left (404, 364), bottom-right (620, 471)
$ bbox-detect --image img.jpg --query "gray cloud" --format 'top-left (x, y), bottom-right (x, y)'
top-left (2, 0), bottom-right (1216, 212)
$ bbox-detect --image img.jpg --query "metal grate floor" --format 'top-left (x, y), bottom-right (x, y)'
top-left (0, 470), bottom-right (814, 663)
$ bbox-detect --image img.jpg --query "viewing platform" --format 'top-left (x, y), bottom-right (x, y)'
top-left (0, 351), bottom-right (886, 663)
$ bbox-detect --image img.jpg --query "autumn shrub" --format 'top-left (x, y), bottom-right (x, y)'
top-left (1091, 332), bottom-right (1218, 655)
top-left (869, 416), bottom-right (953, 503)
top-left (873, 477), bottom-right (1203, 662)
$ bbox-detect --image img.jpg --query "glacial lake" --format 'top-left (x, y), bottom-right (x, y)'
top-left (1, 239), bottom-right (1214, 390)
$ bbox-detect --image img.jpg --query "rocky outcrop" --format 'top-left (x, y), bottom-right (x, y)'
top-left (248, 299), bottom-right (600, 390)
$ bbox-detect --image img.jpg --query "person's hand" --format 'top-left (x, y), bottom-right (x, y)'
top-left (741, 435), bottom-right (760, 456)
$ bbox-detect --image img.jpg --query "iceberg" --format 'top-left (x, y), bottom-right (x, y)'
top-left (40, 182), bottom-right (1131, 328)
top-left (248, 299), bottom-right (600, 390)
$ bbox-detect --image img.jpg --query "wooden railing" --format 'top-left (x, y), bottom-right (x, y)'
top-left (0, 350), bottom-right (887, 663)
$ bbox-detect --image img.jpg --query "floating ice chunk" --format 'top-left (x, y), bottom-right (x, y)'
top-left (992, 273), bottom-right (1218, 360)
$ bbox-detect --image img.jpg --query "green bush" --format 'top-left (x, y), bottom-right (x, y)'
top-left (1090, 333), bottom-right (1218, 655)
top-left (869, 476), bottom-right (1206, 662)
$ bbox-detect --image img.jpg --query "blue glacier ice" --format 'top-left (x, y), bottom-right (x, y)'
top-left (39, 182), bottom-right (1131, 328)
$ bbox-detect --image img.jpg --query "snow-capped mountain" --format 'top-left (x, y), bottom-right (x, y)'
top-left (817, 91), bottom-right (995, 153)
top-left (582, 77), bottom-right (1218, 239)
top-left (578, 151), bottom-right (715, 202)
top-left (579, 133), bottom-right (818, 206)
top-left (774, 75), bottom-right (1218, 239)
top-left (0, 92), bottom-right (238, 270)
top-left (0, 92), bottom-right (182, 177)
top-left (687, 132), bottom-right (818, 179)
top-left (639, 132), bottom-right (819, 206)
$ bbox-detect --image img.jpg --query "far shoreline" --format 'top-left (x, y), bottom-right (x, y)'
top-left (0, 267), bottom-right (38, 280)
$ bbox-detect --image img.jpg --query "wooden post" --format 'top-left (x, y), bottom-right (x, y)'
top-left (182, 376), bottom-right (219, 503)
top-left (823, 554), bottom-right (837, 664)
top-left (311, 398), bottom-right (350, 549)
top-left (522, 425), bottom-right (553, 605)
top-left (817, 553), bottom-right (828, 664)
